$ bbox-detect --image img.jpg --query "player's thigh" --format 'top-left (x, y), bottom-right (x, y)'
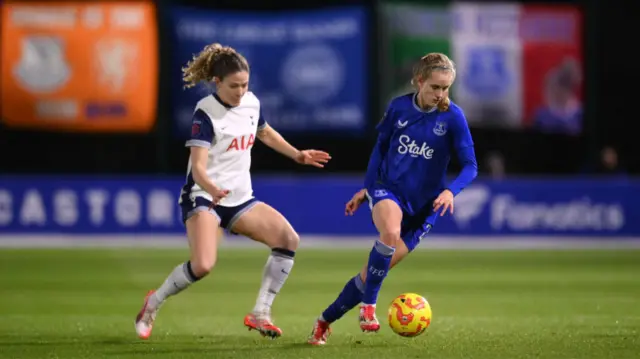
top-left (185, 211), bottom-right (221, 276)
top-left (230, 202), bottom-right (299, 250)
top-left (360, 239), bottom-right (410, 281)
top-left (371, 199), bottom-right (403, 244)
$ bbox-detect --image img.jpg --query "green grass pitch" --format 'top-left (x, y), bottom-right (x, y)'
top-left (0, 247), bottom-right (638, 358)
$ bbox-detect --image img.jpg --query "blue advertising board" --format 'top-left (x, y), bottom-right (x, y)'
top-left (168, 6), bottom-right (368, 139)
top-left (0, 176), bottom-right (639, 238)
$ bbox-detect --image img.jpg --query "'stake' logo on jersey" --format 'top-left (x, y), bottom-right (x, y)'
top-left (397, 135), bottom-right (434, 159)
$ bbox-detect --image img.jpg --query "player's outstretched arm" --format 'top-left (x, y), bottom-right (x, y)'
top-left (256, 124), bottom-right (331, 168)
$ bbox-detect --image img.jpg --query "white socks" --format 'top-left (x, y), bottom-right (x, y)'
top-left (149, 261), bottom-right (199, 308)
top-left (146, 249), bottom-right (295, 318)
top-left (252, 249), bottom-right (295, 316)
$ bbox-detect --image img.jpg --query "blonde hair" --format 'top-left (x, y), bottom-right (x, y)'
top-left (182, 43), bottom-right (249, 89)
top-left (411, 53), bottom-right (456, 111)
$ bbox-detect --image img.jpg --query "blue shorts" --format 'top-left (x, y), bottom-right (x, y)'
top-left (366, 187), bottom-right (438, 252)
top-left (180, 196), bottom-right (259, 230)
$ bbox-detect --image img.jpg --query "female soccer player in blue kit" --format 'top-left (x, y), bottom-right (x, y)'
top-left (308, 53), bottom-right (478, 345)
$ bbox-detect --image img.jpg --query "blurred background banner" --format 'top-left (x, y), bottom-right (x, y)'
top-left (520, 5), bottom-right (583, 135)
top-left (382, 3), bottom-right (451, 102)
top-left (383, 2), bottom-right (582, 135)
top-left (0, 2), bottom-right (158, 133)
top-left (0, 0), bottom-right (636, 237)
top-left (1, 176), bottom-right (638, 237)
top-left (169, 6), bottom-right (368, 139)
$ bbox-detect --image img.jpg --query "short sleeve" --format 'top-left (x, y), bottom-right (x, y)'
top-left (257, 107), bottom-right (267, 130)
top-left (185, 109), bottom-right (214, 148)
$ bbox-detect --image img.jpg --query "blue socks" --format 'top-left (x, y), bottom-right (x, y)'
top-left (320, 240), bottom-right (395, 323)
top-left (362, 240), bottom-right (395, 305)
top-left (321, 275), bottom-right (365, 323)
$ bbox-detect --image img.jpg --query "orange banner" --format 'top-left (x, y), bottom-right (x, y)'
top-left (1, 2), bottom-right (157, 132)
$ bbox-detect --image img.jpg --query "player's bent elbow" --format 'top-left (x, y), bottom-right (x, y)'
top-left (470, 166), bottom-right (479, 179)
top-left (470, 165), bottom-right (479, 181)
top-left (461, 162), bottom-right (479, 180)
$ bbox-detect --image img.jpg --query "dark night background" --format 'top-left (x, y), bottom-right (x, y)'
top-left (0, 0), bottom-right (631, 178)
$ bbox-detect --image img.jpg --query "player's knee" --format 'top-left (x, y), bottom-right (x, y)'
top-left (359, 271), bottom-right (366, 283)
top-left (281, 229), bottom-right (300, 251)
top-left (189, 256), bottom-right (216, 277)
top-left (379, 230), bottom-right (401, 246)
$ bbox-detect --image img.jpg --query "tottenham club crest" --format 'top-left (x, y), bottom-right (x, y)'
top-left (433, 120), bottom-right (447, 136)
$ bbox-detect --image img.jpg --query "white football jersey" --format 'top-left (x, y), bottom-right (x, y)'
top-left (179, 92), bottom-right (265, 207)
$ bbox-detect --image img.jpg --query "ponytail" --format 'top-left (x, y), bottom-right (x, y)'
top-left (437, 96), bottom-right (450, 112)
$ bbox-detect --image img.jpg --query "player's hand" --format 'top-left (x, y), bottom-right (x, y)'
top-left (295, 150), bottom-right (332, 168)
top-left (433, 189), bottom-right (454, 216)
top-left (208, 188), bottom-right (230, 208)
top-left (345, 189), bottom-right (367, 216)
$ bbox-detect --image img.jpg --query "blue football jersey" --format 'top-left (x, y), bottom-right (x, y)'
top-left (364, 93), bottom-right (478, 215)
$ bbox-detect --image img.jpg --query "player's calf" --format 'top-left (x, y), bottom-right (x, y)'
top-left (134, 261), bottom-right (204, 339)
top-left (360, 240), bottom-right (394, 334)
top-left (244, 247), bottom-right (295, 339)
top-left (361, 239), bottom-right (395, 306)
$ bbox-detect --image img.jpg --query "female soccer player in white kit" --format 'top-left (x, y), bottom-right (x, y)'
top-left (135, 43), bottom-right (331, 339)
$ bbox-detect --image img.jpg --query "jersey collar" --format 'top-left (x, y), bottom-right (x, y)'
top-left (412, 93), bottom-right (437, 114)
top-left (212, 93), bottom-right (233, 109)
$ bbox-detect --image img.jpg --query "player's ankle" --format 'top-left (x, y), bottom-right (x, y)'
top-left (252, 310), bottom-right (271, 319)
top-left (147, 292), bottom-right (162, 309)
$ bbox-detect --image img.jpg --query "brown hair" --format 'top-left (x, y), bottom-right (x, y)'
top-left (182, 43), bottom-right (249, 89)
top-left (411, 53), bottom-right (456, 111)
